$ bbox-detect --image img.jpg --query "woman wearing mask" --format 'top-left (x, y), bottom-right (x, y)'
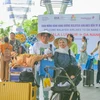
top-left (78, 36), bottom-right (88, 65)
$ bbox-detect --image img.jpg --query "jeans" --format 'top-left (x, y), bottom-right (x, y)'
top-left (96, 60), bottom-right (100, 83)
top-left (36, 72), bottom-right (48, 100)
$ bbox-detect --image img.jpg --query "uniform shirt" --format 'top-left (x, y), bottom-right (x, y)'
top-left (0, 43), bottom-right (13, 54)
top-left (70, 42), bottom-right (78, 55)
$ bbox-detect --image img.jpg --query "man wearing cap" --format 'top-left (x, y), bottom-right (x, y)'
top-left (32, 30), bottom-right (55, 100)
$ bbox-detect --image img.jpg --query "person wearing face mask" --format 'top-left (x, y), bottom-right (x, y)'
top-left (78, 36), bottom-right (88, 65)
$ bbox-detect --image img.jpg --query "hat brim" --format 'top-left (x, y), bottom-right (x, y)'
top-left (54, 37), bottom-right (68, 48)
top-left (37, 31), bottom-right (55, 42)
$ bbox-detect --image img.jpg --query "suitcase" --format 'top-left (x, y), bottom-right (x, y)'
top-left (83, 69), bottom-right (94, 86)
top-left (85, 56), bottom-right (94, 70)
top-left (0, 82), bottom-right (37, 100)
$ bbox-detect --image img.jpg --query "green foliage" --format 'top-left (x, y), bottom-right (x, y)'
top-left (22, 16), bottom-right (38, 36)
top-left (0, 26), bottom-right (10, 37)
top-left (0, 21), bottom-right (11, 37)
top-left (0, 21), bottom-right (4, 24)
top-left (44, 11), bottom-right (48, 15)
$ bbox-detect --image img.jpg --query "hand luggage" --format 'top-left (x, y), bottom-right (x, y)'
top-left (83, 55), bottom-right (94, 86)
top-left (83, 69), bottom-right (94, 86)
top-left (85, 56), bottom-right (94, 70)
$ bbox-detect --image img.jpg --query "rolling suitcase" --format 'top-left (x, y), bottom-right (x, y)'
top-left (0, 82), bottom-right (37, 100)
top-left (83, 69), bottom-right (94, 86)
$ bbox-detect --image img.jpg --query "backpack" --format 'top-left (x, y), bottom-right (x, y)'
top-left (3, 47), bottom-right (11, 62)
top-left (19, 69), bottom-right (39, 87)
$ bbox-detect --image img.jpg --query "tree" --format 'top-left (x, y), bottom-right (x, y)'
top-left (22, 16), bottom-right (38, 36)
top-left (0, 21), bottom-right (11, 37)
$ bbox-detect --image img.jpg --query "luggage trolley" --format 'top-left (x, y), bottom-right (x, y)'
top-left (8, 66), bottom-right (37, 100)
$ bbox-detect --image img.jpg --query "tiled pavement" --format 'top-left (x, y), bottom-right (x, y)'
top-left (77, 70), bottom-right (100, 100)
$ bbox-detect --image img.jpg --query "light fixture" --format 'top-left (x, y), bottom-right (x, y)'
top-left (40, 0), bottom-right (73, 14)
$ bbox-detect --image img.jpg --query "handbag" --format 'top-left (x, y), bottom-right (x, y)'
top-left (39, 59), bottom-right (55, 77)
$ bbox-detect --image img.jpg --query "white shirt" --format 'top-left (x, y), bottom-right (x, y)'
top-left (29, 45), bottom-right (34, 54)
top-left (32, 41), bottom-right (50, 71)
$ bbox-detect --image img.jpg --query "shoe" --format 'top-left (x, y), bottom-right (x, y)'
top-left (95, 83), bottom-right (100, 88)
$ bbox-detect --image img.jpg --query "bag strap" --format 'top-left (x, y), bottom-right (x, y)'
top-left (68, 49), bottom-right (72, 65)
top-left (32, 68), bottom-right (39, 87)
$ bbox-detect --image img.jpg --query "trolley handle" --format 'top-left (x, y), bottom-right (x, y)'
top-left (44, 66), bottom-right (65, 72)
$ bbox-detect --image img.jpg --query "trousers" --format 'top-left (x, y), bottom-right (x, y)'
top-left (0, 55), bottom-right (9, 81)
top-left (36, 72), bottom-right (49, 100)
top-left (96, 60), bottom-right (100, 83)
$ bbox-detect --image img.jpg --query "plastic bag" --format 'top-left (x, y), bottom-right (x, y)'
top-left (43, 77), bottom-right (51, 91)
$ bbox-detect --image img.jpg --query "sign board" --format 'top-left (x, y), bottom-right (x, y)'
top-left (38, 14), bottom-right (100, 54)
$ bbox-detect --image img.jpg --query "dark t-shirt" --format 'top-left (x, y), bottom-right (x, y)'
top-left (10, 39), bottom-right (21, 53)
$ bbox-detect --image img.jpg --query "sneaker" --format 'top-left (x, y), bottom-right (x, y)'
top-left (95, 83), bottom-right (100, 88)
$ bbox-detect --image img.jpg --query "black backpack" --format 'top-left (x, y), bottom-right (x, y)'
top-left (19, 69), bottom-right (39, 87)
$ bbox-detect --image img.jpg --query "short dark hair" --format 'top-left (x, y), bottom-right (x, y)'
top-left (4, 37), bottom-right (9, 43)
top-left (98, 41), bottom-right (100, 46)
top-left (10, 32), bottom-right (15, 35)
top-left (67, 34), bottom-right (74, 41)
